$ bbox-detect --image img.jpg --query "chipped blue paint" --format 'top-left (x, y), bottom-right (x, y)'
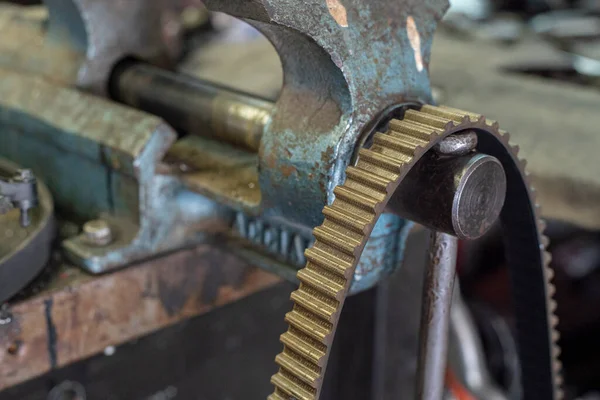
top-left (205, 0), bottom-right (448, 227)
top-left (0, 69), bottom-right (231, 273)
top-left (350, 214), bottom-right (414, 294)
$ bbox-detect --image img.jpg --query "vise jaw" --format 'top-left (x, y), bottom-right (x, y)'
top-left (204, 0), bottom-right (449, 226)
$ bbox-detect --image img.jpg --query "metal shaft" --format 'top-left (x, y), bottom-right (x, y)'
top-left (416, 231), bottom-right (458, 400)
top-left (110, 62), bottom-right (273, 152)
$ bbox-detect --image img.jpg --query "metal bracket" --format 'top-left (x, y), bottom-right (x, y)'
top-left (0, 69), bottom-right (232, 274)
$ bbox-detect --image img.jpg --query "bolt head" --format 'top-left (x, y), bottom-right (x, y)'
top-left (15, 169), bottom-right (34, 182)
top-left (83, 219), bottom-right (113, 247)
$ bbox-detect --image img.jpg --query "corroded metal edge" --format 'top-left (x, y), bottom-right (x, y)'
top-left (0, 245), bottom-right (280, 390)
top-left (269, 105), bottom-right (561, 400)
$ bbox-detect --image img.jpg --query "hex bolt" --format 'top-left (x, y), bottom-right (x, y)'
top-left (82, 220), bottom-right (113, 247)
top-left (12, 169), bottom-right (37, 228)
top-left (434, 131), bottom-right (478, 156)
top-left (15, 169), bottom-right (35, 182)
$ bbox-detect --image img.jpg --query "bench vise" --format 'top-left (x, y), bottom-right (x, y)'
top-left (0, 1), bottom-right (562, 399)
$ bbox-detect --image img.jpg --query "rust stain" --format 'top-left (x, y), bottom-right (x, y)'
top-left (0, 245), bottom-right (280, 390)
top-left (280, 165), bottom-right (298, 178)
top-left (326, 0), bottom-right (348, 27)
top-left (406, 16), bottom-right (424, 72)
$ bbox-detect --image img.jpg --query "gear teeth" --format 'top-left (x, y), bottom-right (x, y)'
top-left (555, 366), bottom-right (564, 384)
top-left (291, 285), bottom-right (339, 322)
top-left (271, 104), bottom-right (562, 400)
top-left (520, 158), bottom-right (528, 170)
top-left (547, 266), bottom-right (555, 281)
top-left (419, 104), bottom-right (469, 123)
top-left (313, 225), bottom-right (361, 254)
top-left (281, 329), bottom-right (327, 366)
top-left (271, 370), bottom-right (316, 400)
top-left (437, 105), bottom-right (483, 122)
top-left (358, 149), bottom-right (405, 172)
top-left (543, 251), bottom-right (553, 265)
top-left (275, 350), bottom-right (321, 387)
top-left (404, 108), bottom-right (454, 130)
top-left (322, 205), bottom-right (370, 233)
top-left (297, 267), bottom-right (345, 299)
top-left (541, 235), bottom-right (551, 247)
top-left (388, 119), bottom-right (442, 140)
top-left (549, 298), bottom-right (558, 313)
top-left (285, 307), bottom-right (332, 342)
top-left (333, 185), bottom-right (383, 211)
top-left (304, 246), bottom-right (354, 278)
top-left (552, 345), bottom-right (562, 358)
top-left (372, 133), bottom-right (424, 156)
top-left (345, 166), bottom-right (393, 192)
top-left (268, 392), bottom-right (287, 400)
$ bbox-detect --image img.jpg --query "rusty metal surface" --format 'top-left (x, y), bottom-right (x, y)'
top-left (0, 245), bottom-right (280, 391)
top-left (166, 135), bottom-right (262, 212)
top-left (204, 0), bottom-right (448, 227)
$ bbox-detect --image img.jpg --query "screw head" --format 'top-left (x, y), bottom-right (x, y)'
top-left (82, 220), bottom-right (113, 247)
top-left (15, 169), bottom-right (34, 182)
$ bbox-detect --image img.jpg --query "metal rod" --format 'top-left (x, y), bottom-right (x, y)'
top-left (416, 231), bottom-right (458, 400)
top-left (110, 61), bottom-right (274, 152)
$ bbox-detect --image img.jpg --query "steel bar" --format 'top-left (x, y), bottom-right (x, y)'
top-left (416, 231), bottom-right (459, 400)
top-left (111, 62), bottom-right (273, 152)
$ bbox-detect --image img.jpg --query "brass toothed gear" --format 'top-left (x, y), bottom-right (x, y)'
top-left (269, 105), bottom-right (562, 400)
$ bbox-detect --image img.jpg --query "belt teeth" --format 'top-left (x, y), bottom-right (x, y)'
top-left (388, 119), bottom-right (441, 140)
top-left (313, 224), bottom-right (361, 254)
top-left (419, 104), bottom-right (468, 123)
top-left (281, 329), bottom-right (327, 366)
top-left (291, 285), bottom-right (339, 322)
top-left (271, 370), bottom-right (316, 400)
top-left (404, 108), bottom-right (453, 129)
top-left (345, 166), bottom-right (393, 192)
top-left (322, 204), bottom-right (372, 233)
top-left (268, 392), bottom-right (287, 400)
top-left (357, 148), bottom-right (404, 172)
top-left (372, 133), bottom-right (421, 156)
top-left (437, 104), bottom-right (483, 122)
top-left (297, 267), bottom-right (346, 299)
top-left (285, 307), bottom-right (332, 342)
top-left (333, 185), bottom-right (383, 211)
top-left (271, 103), bottom-right (562, 400)
top-left (275, 350), bottom-right (321, 387)
top-left (304, 246), bottom-right (354, 278)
